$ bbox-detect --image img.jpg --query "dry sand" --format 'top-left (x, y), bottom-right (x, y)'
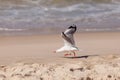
top-left (0, 32), bottom-right (120, 80)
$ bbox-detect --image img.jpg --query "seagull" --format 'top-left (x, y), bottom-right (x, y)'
top-left (54, 24), bottom-right (79, 57)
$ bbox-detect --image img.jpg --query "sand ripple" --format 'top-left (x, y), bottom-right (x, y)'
top-left (0, 55), bottom-right (120, 80)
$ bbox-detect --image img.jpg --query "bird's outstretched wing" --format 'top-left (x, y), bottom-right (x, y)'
top-left (61, 25), bottom-right (77, 46)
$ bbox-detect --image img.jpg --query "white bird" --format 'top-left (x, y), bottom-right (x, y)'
top-left (54, 25), bottom-right (79, 57)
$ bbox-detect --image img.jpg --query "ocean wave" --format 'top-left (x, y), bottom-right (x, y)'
top-left (0, 0), bottom-right (120, 35)
top-left (0, 3), bottom-right (120, 19)
top-left (0, 0), bottom-right (118, 8)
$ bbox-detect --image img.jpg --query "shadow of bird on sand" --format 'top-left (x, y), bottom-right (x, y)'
top-left (63, 55), bottom-right (98, 59)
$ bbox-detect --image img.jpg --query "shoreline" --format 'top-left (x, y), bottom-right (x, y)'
top-left (0, 30), bottom-right (120, 37)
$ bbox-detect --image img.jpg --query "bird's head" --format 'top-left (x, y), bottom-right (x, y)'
top-left (68, 24), bottom-right (76, 29)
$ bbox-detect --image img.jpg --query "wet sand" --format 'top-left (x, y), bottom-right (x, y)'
top-left (0, 32), bottom-right (120, 80)
top-left (0, 31), bottom-right (120, 64)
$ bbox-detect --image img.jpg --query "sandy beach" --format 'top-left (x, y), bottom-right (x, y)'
top-left (0, 0), bottom-right (120, 79)
top-left (0, 32), bottom-right (120, 80)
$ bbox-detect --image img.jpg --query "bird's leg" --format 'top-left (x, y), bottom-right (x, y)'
top-left (72, 51), bottom-right (76, 57)
top-left (68, 51), bottom-right (72, 56)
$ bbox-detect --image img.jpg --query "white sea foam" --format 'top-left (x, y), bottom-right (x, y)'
top-left (0, 28), bottom-right (24, 31)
